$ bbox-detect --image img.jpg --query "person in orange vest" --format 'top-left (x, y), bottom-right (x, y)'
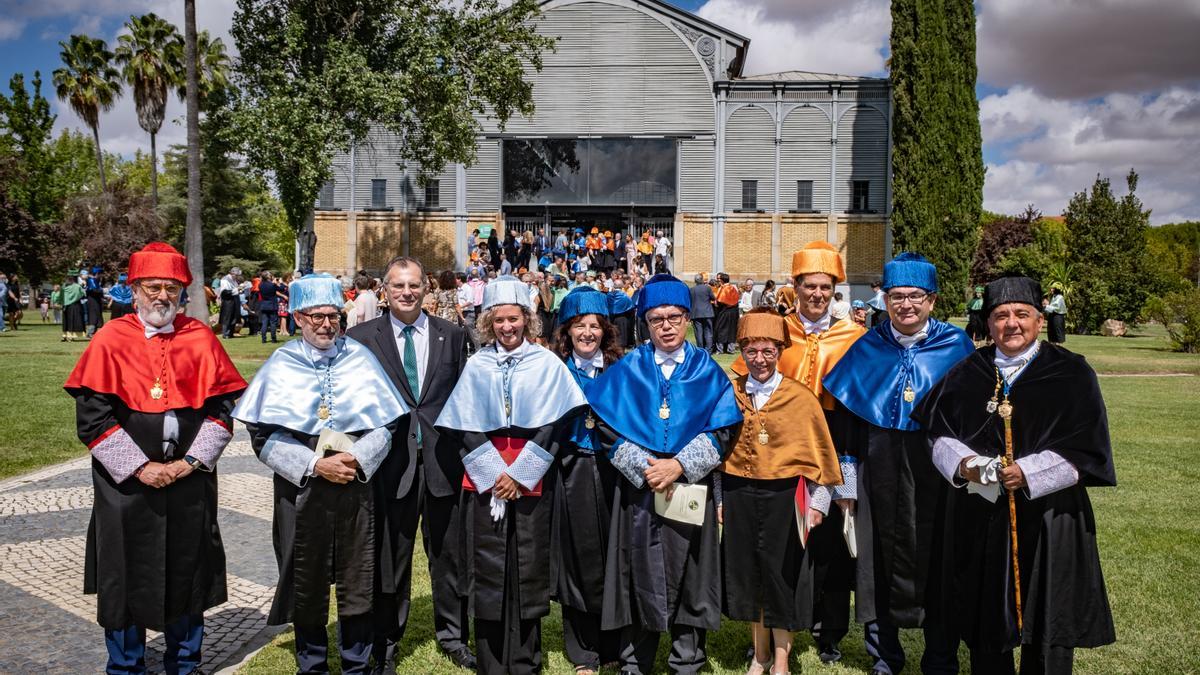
top-left (713, 273), bottom-right (741, 353)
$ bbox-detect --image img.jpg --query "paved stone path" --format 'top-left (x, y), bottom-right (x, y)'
top-left (0, 427), bottom-right (279, 673)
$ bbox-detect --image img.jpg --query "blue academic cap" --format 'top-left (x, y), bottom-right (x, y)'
top-left (289, 273), bottom-right (344, 312)
top-left (636, 274), bottom-right (691, 318)
top-left (558, 286), bottom-right (610, 325)
top-left (607, 290), bottom-right (635, 315)
top-left (882, 253), bottom-right (938, 293)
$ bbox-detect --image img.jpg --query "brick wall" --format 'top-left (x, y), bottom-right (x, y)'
top-left (838, 217), bottom-right (886, 284)
top-left (723, 214), bottom-right (773, 278)
top-left (409, 213), bottom-right (457, 273)
top-left (678, 213), bottom-right (712, 276)
top-left (313, 212), bottom-right (348, 273)
top-left (357, 213), bottom-right (405, 274)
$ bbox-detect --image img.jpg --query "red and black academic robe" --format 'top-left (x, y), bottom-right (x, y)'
top-left (64, 314), bottom-right (247, 631)
top-left (912, 343), bottom-right (1117, 653)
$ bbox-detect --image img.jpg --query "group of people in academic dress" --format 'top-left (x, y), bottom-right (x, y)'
top-left (67, 240), bottom-right (1115, 675)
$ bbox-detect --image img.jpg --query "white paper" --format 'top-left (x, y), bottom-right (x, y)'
top-left (655, 483), bottom-right (708, 526)
top-left (842, 508), bottom-right (858, 558)
top-left (317, 428), bottom-right (355, 455)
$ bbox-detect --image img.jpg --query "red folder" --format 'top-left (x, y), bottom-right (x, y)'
top-left (462, 435), bottom-right (543, 496)
top-left (794, 476), bottom-right (810, 547)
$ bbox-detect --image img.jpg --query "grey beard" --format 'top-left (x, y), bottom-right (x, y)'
top-left (137, 302), bottom-right (177, 328)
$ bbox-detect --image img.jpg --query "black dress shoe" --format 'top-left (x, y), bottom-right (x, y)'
top-left (818, 644), bottom-right (842, 664)
top-left (444, 646), bottom-right (477, 669)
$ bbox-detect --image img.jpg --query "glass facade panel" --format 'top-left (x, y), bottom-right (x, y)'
top-left (797, 180), bottom-right (813, 211)
top-left (502, 138), bottom-right (676, 206)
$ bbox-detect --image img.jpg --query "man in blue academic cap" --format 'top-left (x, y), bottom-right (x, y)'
top-left (823, 253), bottom-right (975, 674)
top-left (587, 274), bottom-right (743, 675)
top-left (233, 273), bottom-right (410, 674)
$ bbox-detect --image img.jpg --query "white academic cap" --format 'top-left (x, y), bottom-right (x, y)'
top-left (481, 275), bottom-right (533, 311)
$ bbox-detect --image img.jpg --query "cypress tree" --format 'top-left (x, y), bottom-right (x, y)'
top-left (889, 0), bottom-right (984, 314)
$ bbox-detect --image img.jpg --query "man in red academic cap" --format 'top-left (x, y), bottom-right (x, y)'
top-left (64, 242), bottom-right (247, 675)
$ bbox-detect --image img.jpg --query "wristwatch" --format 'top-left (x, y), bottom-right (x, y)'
top-left (183, 455), bottom-right (201, 469)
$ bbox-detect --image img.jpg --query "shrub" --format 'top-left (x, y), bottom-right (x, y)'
top-left (1142, 289), bottom-right (1200, 353)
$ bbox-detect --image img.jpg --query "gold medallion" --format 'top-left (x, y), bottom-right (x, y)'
top-left (317, 404), bottom-right (330, 420)
top-left (149, 382), bottom-right (164, 400)
top-left (584, 412), bottom-right (596, 429)
top-left (658, 402), bottom-right (671, 420)
top-left (757, 428), bottom-right (770, 445)
top-left (997, 401), bottom-right (1013, 420)
top-left (903, 384), bottom-right (915, 403)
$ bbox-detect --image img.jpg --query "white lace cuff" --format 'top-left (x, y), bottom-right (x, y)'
top-left (463, 441), bottom-right (508, 493)
top-left (1016, 450), bottom-right (1080, 500)
top-left (807, 482), bottom-right (832, 515)
top-left (507, 441), bottom-right (553, 490)
top-left (932, 436), bottom-right (976, 487)
top-left (89, 426), bottom-right (149, 484)
top-left (611, 440), bottom-right (653, 488)
top-left (187, 417), bottom-right (232, 470)
top-left (260, 430), bottom-right (317, 488)
top-left (830, 456), bottom-right (857, 501)
top-left (348, 427), bottom-right (392, 481)
top-left (674, 433), bottom-right (722, 483)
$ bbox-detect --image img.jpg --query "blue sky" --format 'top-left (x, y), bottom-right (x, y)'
top-left (2, 0), bottom-right (1198, 223)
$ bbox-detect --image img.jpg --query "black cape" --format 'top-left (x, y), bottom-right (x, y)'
top-left (912, 342), bottom-right (1116, 652)
top-left (75, 391), bottom-right (234, 631)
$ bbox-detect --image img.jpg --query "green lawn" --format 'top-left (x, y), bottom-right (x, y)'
top-left (2, 318), bottom-right (1197, 672)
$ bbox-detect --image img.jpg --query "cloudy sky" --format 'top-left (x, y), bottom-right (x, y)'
top-left (2, 0), bottom-right (1198, 224)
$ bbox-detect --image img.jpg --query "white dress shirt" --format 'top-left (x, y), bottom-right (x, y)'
top-left (744, 369), bottom-right (782, 411)
top-left (137, 314), bottom-right (179, 453)
top-left (798, 309), bottom-right (832, 335)
top-left (654, 345), bottom-right (686, 379)
top-left (572, 350), bottom-right (604, 379)
top-left (390, 311), bottom-right (430, 387)
top-left (890, 320), bottom-right (930, 349)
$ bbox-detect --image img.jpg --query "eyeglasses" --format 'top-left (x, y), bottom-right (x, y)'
top-left (742, 348), bottom-right (779, 360)
top-left (646, 312), bottom-right (687, 328)
top-left (886, 291), bottom-right (929, 306)
top-left (137, 282), bottom-right (183, 297)
top-left (301, 311), bottom-right (341, 325)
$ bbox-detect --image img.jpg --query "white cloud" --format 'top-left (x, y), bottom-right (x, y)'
top-left (0, 18), bottom-right (27, 41)
top-left (696, 0), bottom-right (890, 77)
top-left (981, 86), bottom-right (1200, 223)
top-left (977, 0), bottom-right (1200, 99)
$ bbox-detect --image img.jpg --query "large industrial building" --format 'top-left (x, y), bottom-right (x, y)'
top-left (311, 0), bottom-right (892, 290)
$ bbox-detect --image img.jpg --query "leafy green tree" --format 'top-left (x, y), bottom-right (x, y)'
top-left (227, 0), bottom-right (556, 271)
top-left (0, 72), bottom-right (59, 294)
top-left (1142, 289), bottom-right (1200, 353)
top-left (1147, 221), bottom-right (1200, 287)
top-left (52, 178), bottom-right (164, 275)
top-left (889, 0), bottom-right (985, 314)
top-left (52, 34), bottom-right (122, 191)
top-left (1064, 170), bottom-right (1151, 333)
top-left (159, 144), bottom-right (292, 278)
top-left (115, 13), bottom-right (182, 207)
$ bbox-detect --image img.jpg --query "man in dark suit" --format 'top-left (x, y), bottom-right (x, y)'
top-left (689, 274), bottom-right (716, 353)
top-left (347, 255), bottom-right (475, 673)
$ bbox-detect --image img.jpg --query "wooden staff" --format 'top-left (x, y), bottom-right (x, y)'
top-left (997, 400), bottom-right (1023, 634)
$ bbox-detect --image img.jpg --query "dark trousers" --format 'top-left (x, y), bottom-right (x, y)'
top-left (691, 317), bottom-right (714, 352)
top-left (863, 619), bottom-right (959, 675)
top-left (373, 481), bottom-right (469, 664)
top-left (811, 587), bottom-right (850, 651)
top-left (219, 298), bottom-right (239, 337)
top-left (562, 606), bottom-right (618, 669)
top-left (294, 614), bottom-right (373, 674)
top-left (1047, 313), bottom-right (1067, 343)
top-left (104, 613), bottom-right (203, 675)
top-left (475, 616), bottom-right (541, 675)
top-left (969, 644), bottom-right (1074, 675)
top-left (618, 621), bottom-right (706, 675)
top-left (260, 310), bottom-right (279, 342)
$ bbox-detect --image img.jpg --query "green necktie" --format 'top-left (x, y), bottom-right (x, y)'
top-left (402, 325), bottom-right (421, 443)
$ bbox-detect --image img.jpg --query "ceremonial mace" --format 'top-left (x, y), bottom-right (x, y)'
top-left (997, 398), bottom-right (1023, 634)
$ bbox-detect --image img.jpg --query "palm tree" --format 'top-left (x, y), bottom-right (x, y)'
top-left (114, 13), bottom-right (181, 208)
top-left (168, 29), bottom-right (232, 108)
top-left (182, 0), bottom-right (205, 320)
top-left (52, 35), bottom-right (122, 191)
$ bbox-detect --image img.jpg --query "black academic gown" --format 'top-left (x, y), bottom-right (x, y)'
top-left (598, 423), bottom-right (735, 634)
top-left (246, 422), bottom-right (389, 626)
top-left (75, 391), bottom-right (235, 631)
top-left (850, 418), bottom-right (951, 627)
top-left (459, 425), bottom-right (559, 623)
top-left (912, 343), bottom-right (1117, 653)
top-left (798, 404), bottom-right (859, 629)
